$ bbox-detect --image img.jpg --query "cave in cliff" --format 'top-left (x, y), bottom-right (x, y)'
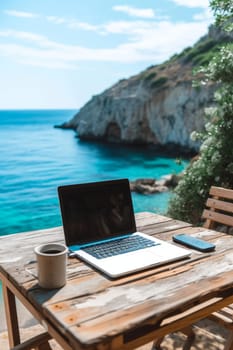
top-left (105, 122), bottom-right (121, 142)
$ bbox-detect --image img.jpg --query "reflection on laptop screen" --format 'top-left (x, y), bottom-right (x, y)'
top-left (58, 179), bottom-right (136, 246)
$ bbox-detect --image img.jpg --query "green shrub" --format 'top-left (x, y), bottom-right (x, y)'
top-left (144, 72), bottom-right (157, 81)
top-left (183, 39), bottom-right (220, 64)
top-left (192, 45), bottom-right (221, 66)
top-left (167, 0), bottom-right (233, 224)
top-left (150, 76), bottom-right (168, 89)
top-left (168, 47), bottom-right (192, 62)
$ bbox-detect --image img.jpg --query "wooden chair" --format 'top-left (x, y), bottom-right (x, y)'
top-left (152, 186), bottom-right (233, 350)
top-left (202, 186), bottom-right (233, 231)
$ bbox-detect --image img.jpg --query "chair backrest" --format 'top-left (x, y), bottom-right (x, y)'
top-left (202, 186), bottom-right (233, 229)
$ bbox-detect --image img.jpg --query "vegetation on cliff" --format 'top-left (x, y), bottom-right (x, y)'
top-left (167, 0), bottom-right (233, 224)
top-left (138, 22), bottom-right (231, 91)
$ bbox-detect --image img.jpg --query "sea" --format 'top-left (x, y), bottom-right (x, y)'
top-left (0, 109), bottom-right (189, 237)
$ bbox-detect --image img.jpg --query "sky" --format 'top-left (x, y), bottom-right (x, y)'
top-left (0, 0), bottom-right (213, 110)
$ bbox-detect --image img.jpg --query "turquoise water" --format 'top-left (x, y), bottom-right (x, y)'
top-left (0, 109), bottom-right (189, 236)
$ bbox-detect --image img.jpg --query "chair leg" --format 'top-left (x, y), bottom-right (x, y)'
top-left (2, 283), bottom-right (20, 347)
top-left (151, 327), bottom-right (195, 350)
top-left (224, 331), bottom-right (233, 350)
top-left (35, 343), bottom-right (52, 350)
top-left (151, 337), bottom-right (163, 350)
top-left (36, 341), bottom-right (53, 350)
top-left (182, 326), bottom-right (195, 350)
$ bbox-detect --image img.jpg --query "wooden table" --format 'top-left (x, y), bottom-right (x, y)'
top-left (1, 212), bottom-right (233, 350)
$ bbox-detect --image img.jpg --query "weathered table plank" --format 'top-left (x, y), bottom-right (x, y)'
top-left (1, 212), bottom-right (233, 350)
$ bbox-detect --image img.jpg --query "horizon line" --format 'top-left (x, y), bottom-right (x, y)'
top-left (0, 107), bottom-right (79, 111)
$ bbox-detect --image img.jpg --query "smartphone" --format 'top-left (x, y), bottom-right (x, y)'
top-left (172, 234), bottom-right (215, 252)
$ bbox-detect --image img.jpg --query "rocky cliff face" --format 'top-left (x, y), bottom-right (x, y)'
top-left (62, 26), bottom-right (230, 153)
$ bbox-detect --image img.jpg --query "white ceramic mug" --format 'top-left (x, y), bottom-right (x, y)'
top-left (34, 243), bottom-right (68, 289)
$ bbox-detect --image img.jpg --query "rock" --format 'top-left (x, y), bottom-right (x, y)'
top-left (135, 178), bottom-right (156, 186)
top-left (155, 179), bottom-right (167, 187)
top-left (65, 74), bottom-right (214, 152)
top-left (54, 122), bottom-right (74, 129)
top-left (59, 25), bottom-right (233, 153)
top-left (135, 183), bottom-right (160, 194)
top-left (162, 174), bottom-right (182, 187)
top-left (130, 179), bottom-right (156, 192)
top-left (130, 179), bottom-right (165, 194)
top-left (154, 185), bottom-right (168, 193)
top-left (130, 174), bottom-right (183, 195)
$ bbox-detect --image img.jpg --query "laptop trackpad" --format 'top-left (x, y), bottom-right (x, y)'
top-left (99, 250), bottom-right (162, 274)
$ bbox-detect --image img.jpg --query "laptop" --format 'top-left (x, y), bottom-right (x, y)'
top-left (58, 179), bottom-right (191, 278)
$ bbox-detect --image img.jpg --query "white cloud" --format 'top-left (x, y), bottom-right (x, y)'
top-left (0, 2), bottom-right (214, 70)
top-left (68, 21), bottom-right (100, 32)
top-left (113, 5), bottom-right (155, 18)
top-left (46, 16), bottom-right (66, 24)
top-left (0, 30), bottom-right (12, 37)
top-left (0, 15), bottom-right (211, 69)
top-left (4, 10), bottom-right (39, 18)
top-left (18, 58), bottom-right (77, 69)
top-left (108, 20), bottom-right (211, 62)
top-left (45, 15), bottom-right (101, 32)
top-left (193, 8), bottom-right (213, 22)
top-left (170, 0), bottom-right (213, 23)
top-left (0, 30), bottom-right (52, 47)
top-left (171, 0), bottom-right (210, 9)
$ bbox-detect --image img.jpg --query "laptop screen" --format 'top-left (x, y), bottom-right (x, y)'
top-left (58, 179), bottom-right (137, 246)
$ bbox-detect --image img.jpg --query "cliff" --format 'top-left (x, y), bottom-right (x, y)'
top-left (61, 25), bottom-right (231, 153)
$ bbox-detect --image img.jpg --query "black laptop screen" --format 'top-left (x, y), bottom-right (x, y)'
top-left (58, 179), bottom-right (137, 246)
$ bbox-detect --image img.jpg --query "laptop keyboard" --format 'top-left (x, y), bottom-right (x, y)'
top-left (82, 235), bottom-right (159, 259)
